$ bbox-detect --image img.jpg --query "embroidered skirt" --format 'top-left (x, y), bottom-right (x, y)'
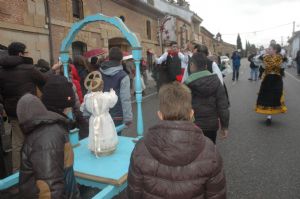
top-left (255, 74), bottom-right (287, 114)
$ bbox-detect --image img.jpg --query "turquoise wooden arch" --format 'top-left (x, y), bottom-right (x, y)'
top-left (60, 13), bottom-right (143, 136)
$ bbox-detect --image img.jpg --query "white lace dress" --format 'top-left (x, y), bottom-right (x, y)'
top-left (80, 90), bottom-right (118, 156)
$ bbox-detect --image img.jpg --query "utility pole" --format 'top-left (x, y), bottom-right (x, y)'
top-left (293, 21), bottom-right (295, 35)
top-left (281, 36), bottom-right (283, 46)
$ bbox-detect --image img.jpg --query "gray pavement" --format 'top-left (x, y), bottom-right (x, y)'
top-left (125, 59), bottom-right (300, 198)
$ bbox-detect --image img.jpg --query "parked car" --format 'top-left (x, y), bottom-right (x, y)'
top-left (220, 56), bottom-right (230, 65)
top-left (217, 56), bottom-right (232, 77)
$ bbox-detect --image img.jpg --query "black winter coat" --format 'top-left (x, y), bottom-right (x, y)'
top-left (17, 94), bottom-right (80, 199)
top-left (126, 121), bottom-right (226, 199)
top-left (296, 55), bottom-right (300, 65)
top-left (0, 104), bottom-right (6, 179)
top-left (186, 70), bottom-right (230, 131)
top-left (0, 56), bottom-right (46, 117)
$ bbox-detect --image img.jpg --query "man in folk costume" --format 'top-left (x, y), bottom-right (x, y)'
top-left (255, 43), bottom-right (287, 125)
top-left (155, 41), bottom-right (186, 86)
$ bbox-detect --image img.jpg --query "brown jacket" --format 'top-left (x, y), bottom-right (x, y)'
top-left (16, 94), bottom-right (80, 199)
top-left (126, 121), bottom-right (226, 199)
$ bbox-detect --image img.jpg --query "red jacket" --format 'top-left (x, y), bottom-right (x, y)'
top-left (70, 64), bottom-right (83, 103)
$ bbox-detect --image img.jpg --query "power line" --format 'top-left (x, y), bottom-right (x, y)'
top-left (222, 22), bottom-right (293, 36)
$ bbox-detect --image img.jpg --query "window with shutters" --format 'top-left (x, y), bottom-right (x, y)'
top-left (146, 20), bottom-right (151, 40)
top-left (72, 41), bottom-right (87, 58)
top-left (72, 0), bottom-right (84, 19)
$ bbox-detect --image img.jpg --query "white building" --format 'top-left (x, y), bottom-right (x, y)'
top-left (288, 31), bottom-right (300, 58)
top-left (141, 0), bottom-right (203, 45)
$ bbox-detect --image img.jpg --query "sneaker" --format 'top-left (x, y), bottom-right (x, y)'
top-left (266, 118), bottom-right (272, 126)
top-left (248, 78), bottom-right (253, 81)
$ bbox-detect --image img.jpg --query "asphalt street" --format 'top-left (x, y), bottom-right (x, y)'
top-left (124, 59), bottom-right (300, 199)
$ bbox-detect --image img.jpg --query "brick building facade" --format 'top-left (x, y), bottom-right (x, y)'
top-left (0, 0), bottom-right (235, 64)
top-left (200, 26), bottom-right (215, 55)
top-left (49, 0), bottom-right (166, 63)
top-left (0, 0), bottom-right (50, 62)
top-left (0, 0), bottom-right (164, 64)
top-left (215, 41), bottom-right (236, 57)
top-left (200, 27), bottom-right (236, 56)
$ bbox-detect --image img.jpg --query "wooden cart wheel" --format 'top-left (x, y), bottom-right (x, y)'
top-left (84, 71), bottom-right (103, 91)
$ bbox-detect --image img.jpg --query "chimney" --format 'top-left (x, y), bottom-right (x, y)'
top-left (177, 0), bottom-right (184, 6)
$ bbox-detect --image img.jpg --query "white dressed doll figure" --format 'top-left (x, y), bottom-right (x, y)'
top-left (80, 71), bottom-right (118, 156)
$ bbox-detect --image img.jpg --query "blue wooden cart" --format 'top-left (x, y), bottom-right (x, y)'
top-left (0, 13), bottom-right (144, 199)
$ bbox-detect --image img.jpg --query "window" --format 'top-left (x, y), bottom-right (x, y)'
top-left (119, 16), bottom-right (125, 23)
top-left (193, 23), bottom-right (200, 34)
top-left (72, 0), bottom-right (84, 19)
top-left (185, 29), bottom-right (188, 43)
top-left (72, 41), bottom-right (87, 58)
top-left (146, 20), bottom-right (151, 40)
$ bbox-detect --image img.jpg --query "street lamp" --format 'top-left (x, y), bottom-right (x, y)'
top-left (216, 32), bottom-right (222, 43)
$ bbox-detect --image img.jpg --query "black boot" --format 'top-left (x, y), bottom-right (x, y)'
top-left (266, 118), bottom-right (272, 126)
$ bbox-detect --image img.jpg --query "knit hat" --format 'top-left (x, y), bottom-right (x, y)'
top-left (42, 75), bottom-right (75, 110)
top-left (35, 59), bottom-right (50, 73)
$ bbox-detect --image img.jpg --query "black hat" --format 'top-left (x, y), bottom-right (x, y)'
top-left (35, 59), bottom-right (50, 73)
top-left (42, 75), bottom-right (75, 110)
top-left (8, 42), bottom-right (26, 56)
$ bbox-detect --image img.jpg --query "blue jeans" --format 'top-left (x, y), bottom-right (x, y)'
top-left (250, 67), bottom-right (259, 80)
top-left (232, 65), bottom-right (240, 81)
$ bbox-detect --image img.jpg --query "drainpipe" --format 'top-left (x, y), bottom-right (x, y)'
top-left (44, 0), bottom-right (54, 65)
top-left (157, 18), bottom-right (164, 53)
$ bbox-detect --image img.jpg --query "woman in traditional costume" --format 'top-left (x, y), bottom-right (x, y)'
top-left (255, 44), bottom-right (287, 125)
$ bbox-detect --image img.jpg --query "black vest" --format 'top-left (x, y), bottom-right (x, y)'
top-left (166, 54), bottom-right (182, 81)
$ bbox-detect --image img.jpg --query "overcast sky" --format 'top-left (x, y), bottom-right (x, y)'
top-left (188, 0), bottom-right (300, 48)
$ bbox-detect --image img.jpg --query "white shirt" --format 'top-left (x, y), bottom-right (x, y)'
top-left (212, 62), bottom-right (224, 85)
top-left (181, 52), bottom-right (192, 83)
top-left (155, 51), bottom-right (185, 65)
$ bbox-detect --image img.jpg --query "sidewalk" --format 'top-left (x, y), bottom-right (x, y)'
top-left (131, 71), bottom-right (157, 101)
